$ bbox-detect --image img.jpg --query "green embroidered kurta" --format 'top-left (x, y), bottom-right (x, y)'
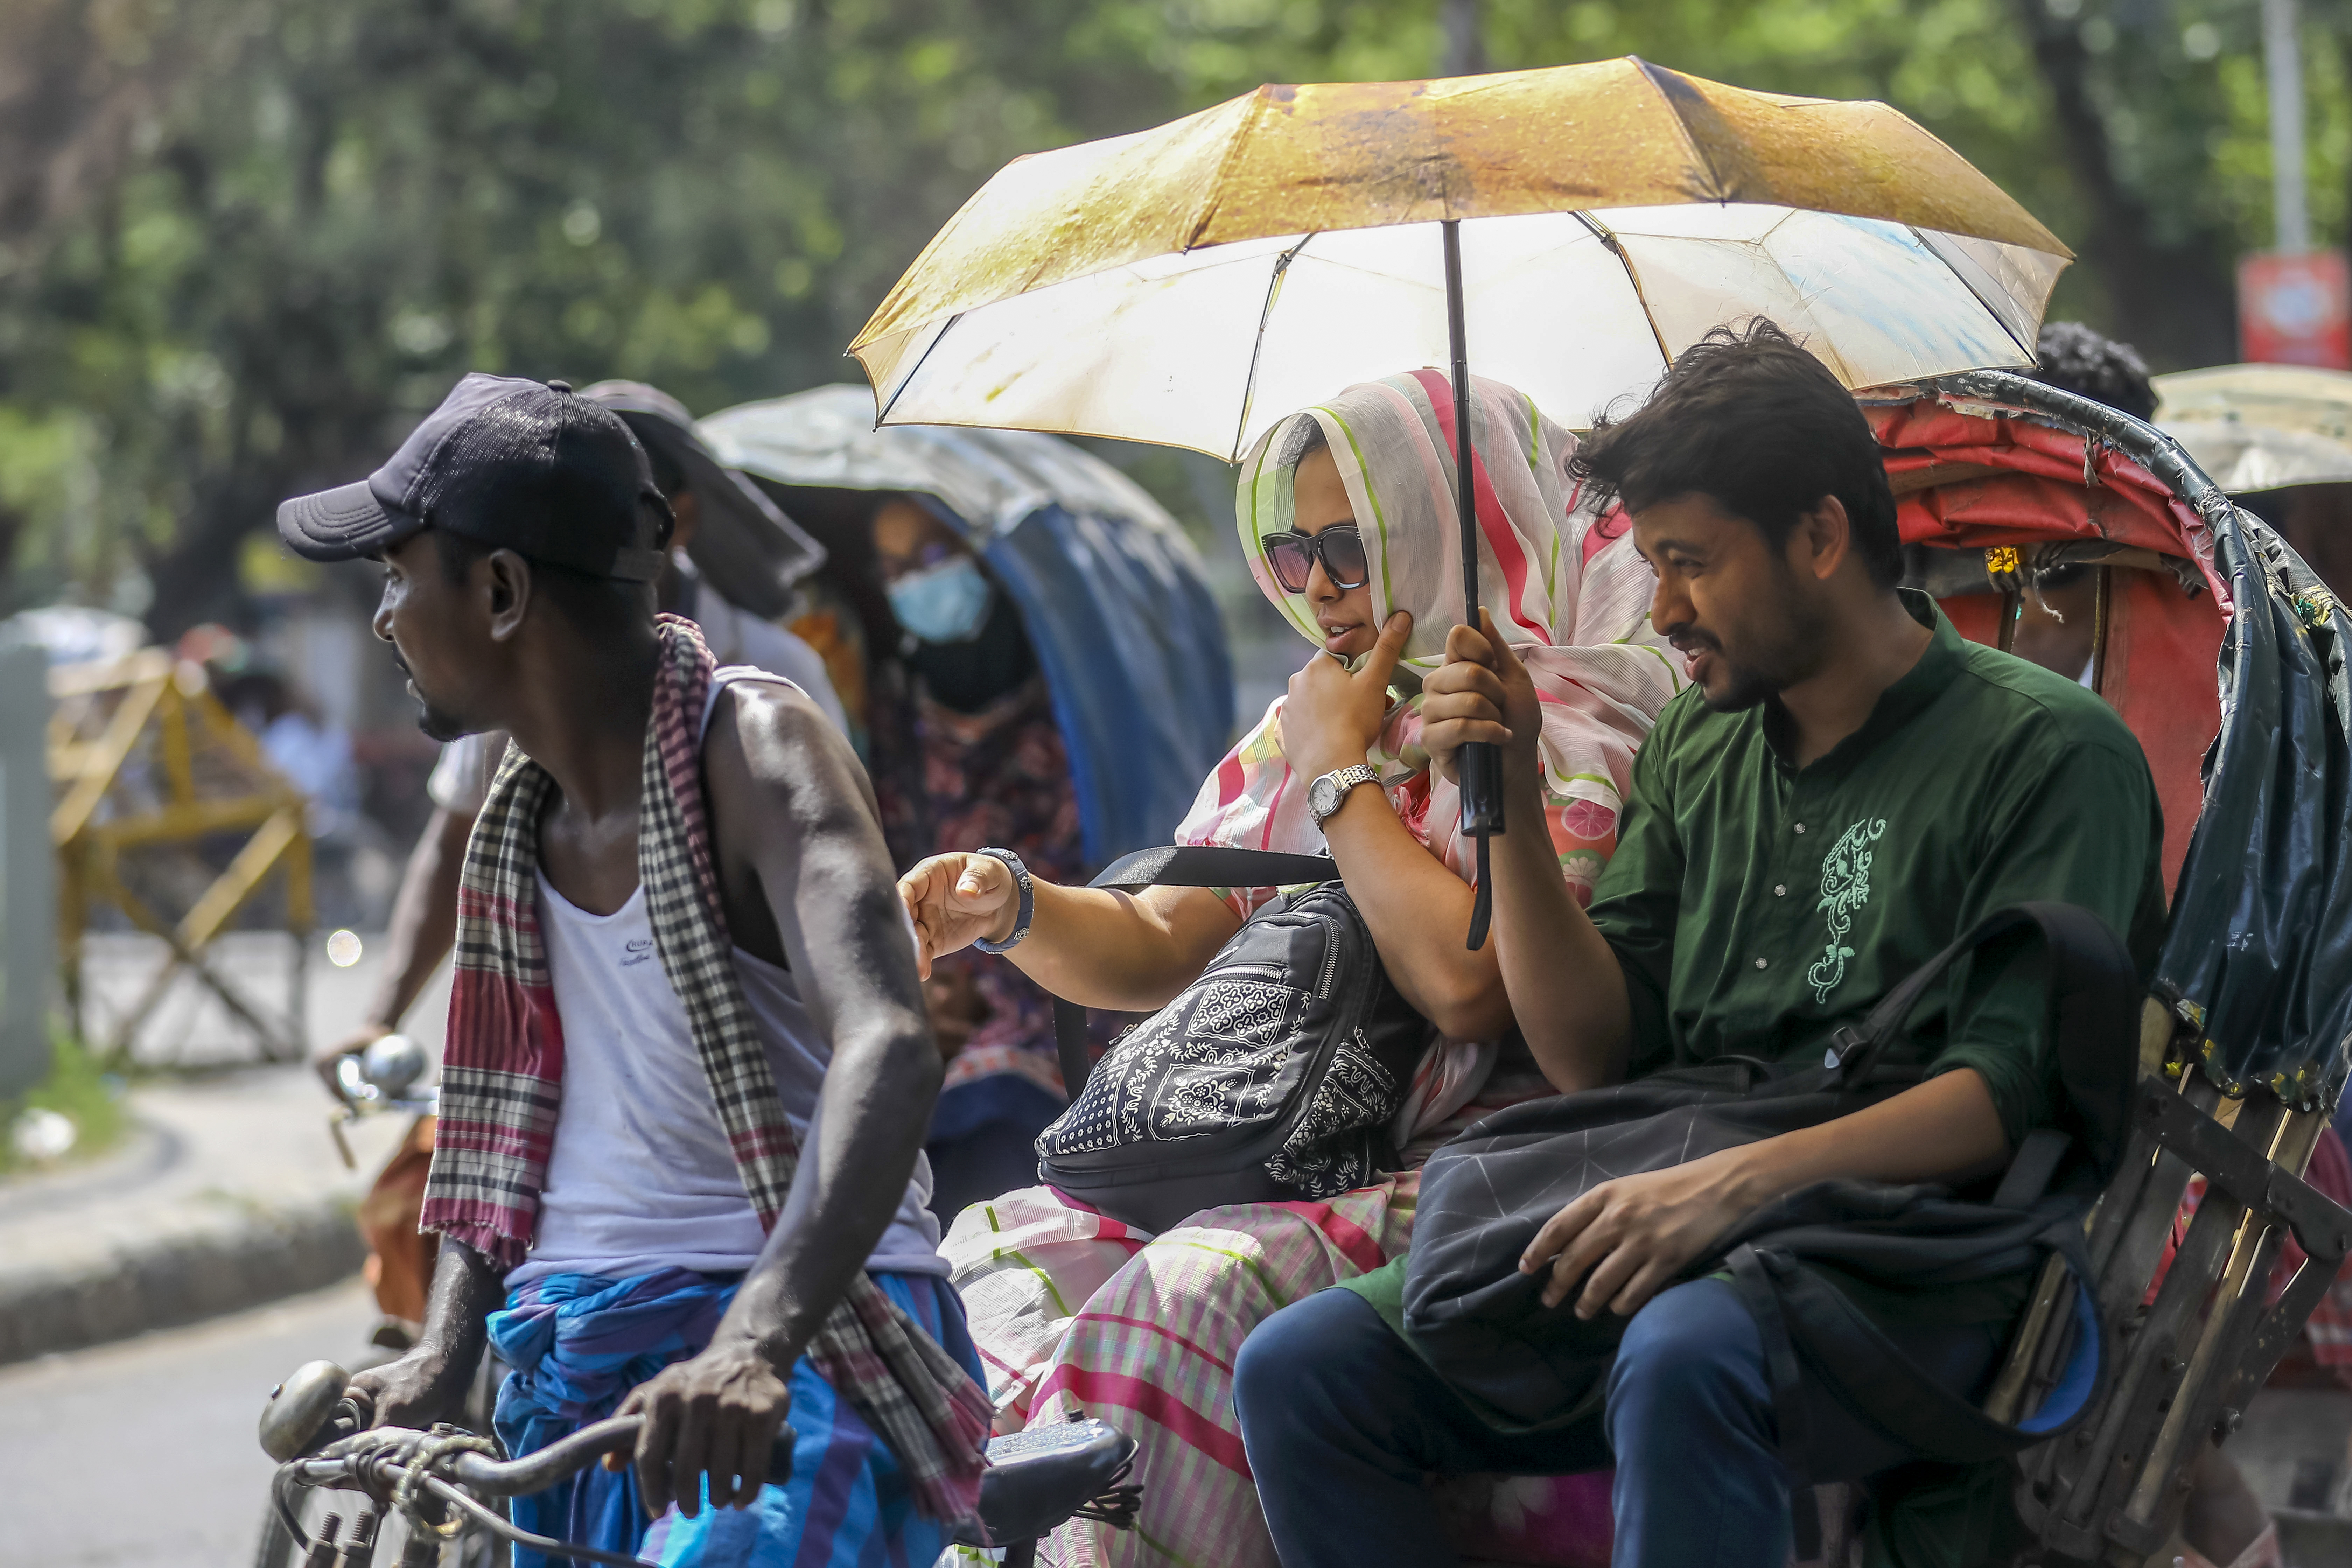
top-left (1591, 590), bottom-right (2167, 1155)
top-left (1341, 592), bottom-right (2164, 1562)
top-left (1344, 592), bottom-right (2168, 1342)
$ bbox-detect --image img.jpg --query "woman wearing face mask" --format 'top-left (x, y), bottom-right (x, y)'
top-left (899, 371), bottom-right (1686, 1567)
top-left (852, 494), bottom-right (1091, 1223)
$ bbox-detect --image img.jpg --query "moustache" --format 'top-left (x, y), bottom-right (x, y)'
top-left (1663, 626), bottom-right (1718, 655)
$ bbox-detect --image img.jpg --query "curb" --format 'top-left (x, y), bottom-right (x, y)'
top-left (0, 1190), bottom-right (365, 1364)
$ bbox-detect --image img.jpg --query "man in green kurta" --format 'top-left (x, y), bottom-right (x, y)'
top-left (1231, 322), bottom-right (2165, 1568)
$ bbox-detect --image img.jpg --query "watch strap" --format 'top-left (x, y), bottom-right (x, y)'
top-left (1311, 764), bottom-right (1383, 827)
top-left (972, 847), bottom-right (1034, 953)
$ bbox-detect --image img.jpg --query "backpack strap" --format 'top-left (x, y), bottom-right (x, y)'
top-left (1827, 902), bottom-right (2140, 1184)
top-left (1090, 845), bottom-right (1339, 891)
top-left (1729, 1223), bottom-right (2106, 1466)
top-left (1726, 900), bottom-right (2138, 1465)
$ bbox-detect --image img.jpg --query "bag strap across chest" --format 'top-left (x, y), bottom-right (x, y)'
top-left (1826, 900), bottom-right (2140, 1186)
top-left (1046, 846), bottom-right (1344, 1096)
top-left (1728, 900), bottom-right (2144, 1465)
top-left (1090, 845), bottom-right (1340, 892)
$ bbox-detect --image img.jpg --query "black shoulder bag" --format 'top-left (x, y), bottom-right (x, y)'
top-left (1033, 846), bottom-right (1436, 1233)
top-left (1402, 902), bottom-right (2139, 1466)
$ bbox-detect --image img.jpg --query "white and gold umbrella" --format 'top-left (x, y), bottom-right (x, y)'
top-left (851, 58), bottom-right (2072, 459)
top-left (850, 58), bottom-right (2072, 938)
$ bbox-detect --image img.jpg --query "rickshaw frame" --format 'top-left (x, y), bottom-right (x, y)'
top-left (1891, 370), bottom-right (2352, 1565)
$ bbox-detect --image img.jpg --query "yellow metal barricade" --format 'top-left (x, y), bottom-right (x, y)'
top-left (48, 649), bottom-right (312, 1063)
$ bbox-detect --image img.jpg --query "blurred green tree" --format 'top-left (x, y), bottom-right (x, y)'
top-left (0, 0), bottom-right (2341, 628)
top-left (0, 0), bottom-right (1187, 631)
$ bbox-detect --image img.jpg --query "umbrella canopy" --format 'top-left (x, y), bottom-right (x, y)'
top-left (2154, 362), bottom-right (2352, 494)
top-left (699, 387), bottom-right (1233, 863)
top-left (852, 57), bottom-right (2072, 458)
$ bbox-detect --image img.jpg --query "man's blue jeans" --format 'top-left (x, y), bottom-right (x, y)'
top-left (1232, 1278), bottom-right (2002, 1568)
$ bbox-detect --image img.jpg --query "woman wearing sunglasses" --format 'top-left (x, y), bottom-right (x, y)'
top-left (900, 370), bottom-right (1684, 1567)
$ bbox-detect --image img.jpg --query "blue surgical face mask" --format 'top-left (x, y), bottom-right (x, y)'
top-left (888, 555), bottom-right (994, 644)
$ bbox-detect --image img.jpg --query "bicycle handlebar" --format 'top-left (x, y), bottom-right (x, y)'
top-left (332, 1052), bottom-right (437, 1115)
top-left (295, 1411), bottom-right (790, 1497)
top-left (272, 1384), bottom-right (1140, 1567)
top-left (278, 1410), bottom-right (794, 1568)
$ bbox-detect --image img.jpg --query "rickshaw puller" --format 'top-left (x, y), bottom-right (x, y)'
top-left (273, 373), bottom-right (986, 1567)
top-left (1233, 322), bottom-right (2169, 1568)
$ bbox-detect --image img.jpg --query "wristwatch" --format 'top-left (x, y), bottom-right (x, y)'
top-left (1308, 764), bottom-right (1382, 830)
top-left (972, 847), bottom-right (1034, 953)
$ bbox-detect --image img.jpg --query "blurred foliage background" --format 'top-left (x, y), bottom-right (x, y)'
top-left (1, 0), bottom-right (2346, 634)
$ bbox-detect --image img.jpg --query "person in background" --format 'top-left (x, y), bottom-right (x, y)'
top-left (864, 494), bottom-right (1086, 1220)
top-left (182, 623), bottom-right (377, 927)
top-left (315, 380), bottom-right (845, 1343)
top-left (745, 477), bottom-right (1102, 1221)
top-left (2004, 322), bottom-right (2160, 684)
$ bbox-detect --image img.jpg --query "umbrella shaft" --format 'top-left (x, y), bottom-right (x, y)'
top-left (1443, 220), bottom-right (1504, 843)
top-left (1443, 221), bottom-right (1477, 631)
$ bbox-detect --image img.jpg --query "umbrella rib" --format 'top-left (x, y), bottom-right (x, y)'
top-left (1630, 57), bottom-right (1732, 204)
top-left (1911, 226), bottom-right (2038, 366)
top-left (1185, 84), bottom-right (1277, 252)
top-left (1230, 233), bottom-right (1316, 463)
top-left (1574, 212), bottom-right (1674, 373)
top-left (872, 312), bottom-right (962, 429)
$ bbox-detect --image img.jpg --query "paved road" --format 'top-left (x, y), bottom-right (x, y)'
top-left (0, 1279), bottom-right (377, 1567)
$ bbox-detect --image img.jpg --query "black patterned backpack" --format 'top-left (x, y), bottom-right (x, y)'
top-left (1033, 847), bottom-right (1436, 1232)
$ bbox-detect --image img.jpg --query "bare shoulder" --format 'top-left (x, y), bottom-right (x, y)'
top-left (701, 679), bottom-right (869, 831)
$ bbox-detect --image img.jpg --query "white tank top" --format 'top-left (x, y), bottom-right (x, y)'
top-left (505, 668), bottom-right (945, 1288)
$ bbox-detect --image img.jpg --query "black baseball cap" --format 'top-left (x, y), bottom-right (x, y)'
top-left (276, 373), bottom-right (671, 581)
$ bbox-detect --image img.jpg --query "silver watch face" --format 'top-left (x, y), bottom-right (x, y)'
top-left (1309, 774), bottom-right (1340, 823)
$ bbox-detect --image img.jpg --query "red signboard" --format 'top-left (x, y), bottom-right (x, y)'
top-left (2240, 251), bottom-right (2352, 369)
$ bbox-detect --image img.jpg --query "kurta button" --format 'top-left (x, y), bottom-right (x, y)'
top-left (1793, 822), bottom-right (1806, 834)
top-left (1775, 884), bottom-right (1787, 897)
top-left (1754, 957), bottom-right (1768, 969)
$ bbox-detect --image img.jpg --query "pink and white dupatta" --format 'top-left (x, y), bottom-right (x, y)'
top-left (1176, 369), bottom-right (1684, 1134)
top-left (940, 373), bottom-right (1684, 1568)
top-left (1182, 368), bottom-right (1680, 899)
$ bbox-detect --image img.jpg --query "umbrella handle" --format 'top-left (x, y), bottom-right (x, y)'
top-left (1444, 220), bottom-right (1503, 952)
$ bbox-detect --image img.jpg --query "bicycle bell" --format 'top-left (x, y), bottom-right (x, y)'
top-left (259, 1358), bottom-right (352, 1461)
top-left (360, 1033), bottom-right (428, 1098)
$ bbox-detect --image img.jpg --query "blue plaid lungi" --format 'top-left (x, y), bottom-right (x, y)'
top-left (488, 1267), bottom-right (978, 1568)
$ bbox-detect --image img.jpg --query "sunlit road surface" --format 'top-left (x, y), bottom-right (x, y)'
top-left (0, 1279), bottom-right (376, 1567)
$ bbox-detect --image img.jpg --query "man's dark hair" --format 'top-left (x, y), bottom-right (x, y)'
top-left (1572, 320), bottom-right (1903, 588)
top-left (2028, 321), bottom-right (2157, 422)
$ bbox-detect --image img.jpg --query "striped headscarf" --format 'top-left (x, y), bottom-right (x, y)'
top-left (1178, 369), bottom-right (1683, 902)
top-left (420, 615), bottom-right (990, 1521)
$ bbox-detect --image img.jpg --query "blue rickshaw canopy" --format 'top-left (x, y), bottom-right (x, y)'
top-left (701, 385), bottom-right (1234, 866)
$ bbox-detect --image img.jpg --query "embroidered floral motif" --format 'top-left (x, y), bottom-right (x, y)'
top-left (1808, 817), bottom-right (1888, 1004)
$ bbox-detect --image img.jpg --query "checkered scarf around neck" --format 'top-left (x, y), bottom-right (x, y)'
top-left (420, 613), bottom-right (990, 1521)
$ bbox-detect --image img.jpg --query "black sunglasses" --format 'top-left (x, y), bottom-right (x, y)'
top-left (1262, 526), bottom-right (1370, 594)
